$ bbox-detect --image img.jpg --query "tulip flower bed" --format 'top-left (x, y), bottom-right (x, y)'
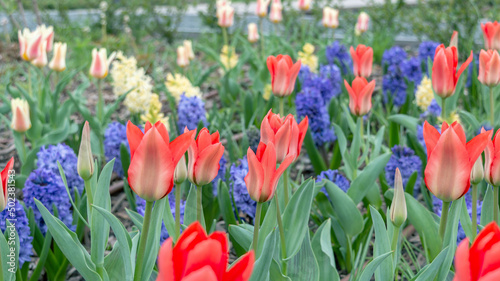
top-left (4, 1), bottom-right (500, 281)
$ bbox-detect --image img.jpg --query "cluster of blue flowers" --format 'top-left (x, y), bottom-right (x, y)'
top-left (36, 144), bottom-right (83, 194)
top-left (325, 41), bottom-right (352, 74)
top-left (104, 121), bottom-right (130, 177)
top-left (300, 65), bottom-right (342, 103)
top-left (385, 146), bottom-right (422, 194)
top-left (136, 194), bottom-right (184, 243)
top-left (432, 190), bottom-right (482, 243)
top-left (177, 94), bottom-right (208, 132)
top-left (382, 46), bottom-right (407, 68)
top-left (466, 52), bottom-right (480, 88)
top-left (229, 157), bottom-right (256, 219)
top-left (23, 169), bottom-right (74, 234)
top-left (0, 202), bottom-right (33, 267)
top-left (316, 169), bottom-right (350, 198)
top-left (400, 57), bottom-right (422, 85)
top-left (418, 41), bottom-right (440, 71)
top-left (426, 99), bottom-right (442, 117)
top-left (212, 156), bottom-right (227, 195)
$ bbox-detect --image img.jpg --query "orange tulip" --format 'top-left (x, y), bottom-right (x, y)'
top-left (0, 157), bottom-right (14, 212)
top-left (127, 121), bottom-right (195, 201)
top-left (266, 54), bottom-right (301, 97)
top-left (187, 128), bottom-right (225, 186)
top-left (431, 44), bottom-right (473, 98)
top-left (481, 21), bottom-right (500, 51)
top-left (484, 129), bottom-right (500, 187)
top-left (344, 77), bottom-right (376, 116)
top-left (478, 49), bottom-right (500, 87)
top-left (350, 44), bottom-right (373, 78)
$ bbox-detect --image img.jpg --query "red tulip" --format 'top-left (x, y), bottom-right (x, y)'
top-left (266, 55), bottom-right (301, 97)
top-left (431, 44), bottom-right (473, 98)
top-left (245, 142), bottom-right (294, 202)
top-left (481, 21), bottom-right (500, 51)
top-left (478, 49), bottom-right (500, 87)
top-left (344, 77), bottom-right (376, 117)
top-left (260, 110), bottom-right (308, 162)
top-left (423, 121), bottom-right (492, 202)
top-left (127, 121), bottom-right (195, 201)
top-left (157, 221), bottom-right (255, 281)
top-left (350, 44), bottom-right (373, 78)
top-left (0, 157), bottom-right (14, 212)
top-left (187, 128), bottom-right (225, 186)
top-left (484, 129), bottom-right (500, 187)
top-left (454, 222), bottom-right (500, 281)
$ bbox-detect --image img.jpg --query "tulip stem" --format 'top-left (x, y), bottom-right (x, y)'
top-left (274, 196), bottom-right (287, 275)
top-left (472, 184), bottom-right (478, 241)
top-left (84, 179), bottom-right (93, 220)
top-left (494, 186), bottom-right (499, 224)
top-left (283, 168), bottom-right (289, 207)
top-left (175, 184), bottom-right (181, 242)
top-left (490, 86), bottom-right (495, 127)
top-left (279, 97), bottom-right (284, 116)
top-left (97, 78), bottom-right (104, 123)
top-left (391, 226), bottom-right (400, 257)
top-left (253, 202), bottom-right (263, 253)
top-left (20, 133), bottom-right (27, 164)
top-left (438, 201), bottom-right (450, 240)
top-left (197, 185), bottom-right (203, 224)
top-left (441, 97), bottom-right (447, 123)
top-left (134, 200), bottom-right (154, 281)
top-left (27, 66), bottom-right (33, 97)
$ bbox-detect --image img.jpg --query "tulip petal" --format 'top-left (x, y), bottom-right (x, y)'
top-left (155, 121), bottom-right (170, 144)
top-left (169, 130), bottom-right (196, 165)
top-left (454, 238), bottom-right (472, 281)
top-left (157, 238), bottom-right (175, 281)
top-left (126, 121), bottom-right (144, 159)
top-left (245, 148), bottom-right (265, 202)
top-left (466, 129), bottom-right (492, 166)
top-left (197, 128), bottom-right (212, 152)
top-left (260, 112), bottom-right (276, 144)
top-left (193, 143), bottom-right (225, 185)
top-left (432, 48), bottom-right (451, 96)
top-left (423, 121), bottom-right (441, 158)
top-left (450, 122), bottom-right (467, 145)
top-left (456, 51), bottom-right (474, 82)
top-left (184, 239), bottom-right (224, 278)
top-left (223, 251), bottom-right (255, 281)
top-left (182, 266), bottom-right (219, 281)
top-left (273, 120), bottom-right (292, 162)
top-left (1, 158), bottom-right (14, 197)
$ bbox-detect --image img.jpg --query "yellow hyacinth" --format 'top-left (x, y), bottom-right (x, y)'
top-left (220, 45), bottom-right (238, 73)
top-left (438, 110), bottom-right (460, 125)
top-left (415, 76), bottom-right (434, 111)
top-left (298, 43), bottom-right (318, 72)
top-left (141, 93), bottom-right (170, 129)
top-left (165, 73), bottom-right (202, 102)
top-left (263, 84), bottom-right (272, 101)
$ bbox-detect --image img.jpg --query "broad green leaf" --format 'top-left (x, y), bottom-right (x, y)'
top-left (459, 198), bottom-right (473, 241)
top-left (249, 230), bottom-right (277, 281)
top-left (229, 224), bottom-right (253, 251)
top-left (183, 184), bottom-right (205, 228)
top-left (324, 181), bottom-right (363, 237)
top-left (303, 129), bottom-right (327, 174)
top-left (437, 198), bottom-right (463, 281)
top-left (311, 219), bottom-right (339, 281)
top-left (269, 259), bottom-right (292, 281)
top-left (413, 247), bottom-right (449, 281)
top-left (481, 186), bottom-right (494, 226)
top-left (0, 226), bottom-right (16, 281)
top-left (387, 114), bottom-right (419, 134)
top-left (217, 182), bottom-right (238, 227)
top-left (356, 252), bottom-right (392, 281)
top-left (288, 232), bottom-right (320, 281)
top-left (348, 153), bottom-right (391, 204)
top-left (370, 206), bottom-right (393, 281)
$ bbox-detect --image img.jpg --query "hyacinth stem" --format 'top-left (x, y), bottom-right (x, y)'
top-left (441, 97), bottom-right (447, 123)
top-left (494, 186), bottom-right (499, 224)
top-left (253, 202), bottom-right (263, 253)
top-left (438, 201), bottom-right (450, 240)
top-left (274, 196), bottom-right (287, 275)
top-left (283, 168), bottom-right (289, 207)
top-left (197, 185), bottom-right (203, 223)
top-left (84, 179), bottom-right (93, 220)
top-left (490, 86), bottom-right (495, 127)
top-left (472, 184), bottom-right (478, 241)
top-left (175, 183), bottom-right (181, 242)
top-left (391, 226), bottom-right (399, 257)
top-left (134, 200), bottom-right (154, 281)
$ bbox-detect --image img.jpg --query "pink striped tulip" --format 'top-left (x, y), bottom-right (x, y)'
top-left (248, 23), bottom-right (259, 43)
top-left (344, 77), bottom-right (376, 117)
top-left (298, 0), bottom-right (311, 11)
top-left (481, 21), bottom-right (500, 51)
top-left (256, 0), bottom-right (270, 17)
top-left (18, 28), bottom-right (43, 61)
top-left (484, 129), bottom-right (500, 187)
top-left (431, 45), bottom-right (473, 98)
top-left (478, 49), bottom-right (500, 87)
top-left (183, 40), bottom-right (195, 60)
top-left (49, 42), bottom-right (67, 72)
top-left (187, 128), bottom-right (225, 186)
top-left (31, 42), bottom-right (47, 68)
top-left (266, 54), bottom-right (301, 97)
top-left (38, 24), bottom-right (54, 52)
top-left (269, 2), bottom-right (283, 23)
top-left (350, 44), bottom-right (373, 78)
top-left (0, 157), bottom-right (14, 213)
top-left (10, 98), bottom-right (31, 133)
top-left (245, 142), bottom-right (294, 202)
top-left (127, 121), bottom-right (195, 201)
top-left (177, 46), bottom-right (189, 68)
top-left (322, 7), bottom-right (339, 29)
top-left (89, 48), bottom-right (116, 79)
top-left (217, 5), bottom-right (234, 28)
top-left (423, 121), bottom-right (492, 202)
top-left (355, 12), bottom-right (369, 35)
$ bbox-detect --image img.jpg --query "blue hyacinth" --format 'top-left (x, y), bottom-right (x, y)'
top-left (382, 64), bottom-right (408, 107)
top-left (36, 143), bottom-right (83, 194)
top-left (466, 52), bottom-right (480, 88)
top-left (426, 99), bottom-right (442, 117)
top-left (418, 41), bottom-right (440, 70)
top-left (23, 169), bottom-right (74, 234)
top-left (400, 57), bottom-right (422, 86)
top-left (229, 157), bottom-right (256, 219)
top-left (212, 155), bottom-right (227, 196)
top-left (104, 121), bottom-right (130, 177)
top-left (316, 169), bottom-right (350, 198)
top-left (385, 146), bottom-right (422, 194)
top-left (0, 201), bottom-right (33, 267)
top-left (382, 46), bottom-right (407, 68)
top-left (295, 86), bottom-right (336, 146)
top-left (177, 94), bottom-right (208, 132)
top-left (300, 65), bottom-right (342, 104)
top-left (136, 194), bottom-right (184, 243)
top-left (325, 41), bottom-right (352, 74)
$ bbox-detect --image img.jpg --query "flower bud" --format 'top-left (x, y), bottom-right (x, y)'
top-left (174, 154), bottom-right (188, 184)
top-left (471, 156), bottom-right (484, 185)
top-left (390, 168), bottom-right (407, 227)
top-left (248, 23), bottom-right (259, 43)
top-left (176, 46), bottom-right (189, 68)
top-left (10, 98), bottom-right (31, 133)
top-left (77, 121), bottom-right (94, 180)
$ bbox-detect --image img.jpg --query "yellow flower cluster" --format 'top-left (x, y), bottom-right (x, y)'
top-left (263, 84), bottom-right (272, 101)
top-left (111, 52), bottom-right (153, 114)
top-left (164, 73), bottom-right (202, 102)
top-left (298, 43), bottom-right (318, 72)
top-left (141, 93), bottom-right (170, 129)
top-left (220, 45), bottom-right (238, 73)
top-left (438, 111), bottom-right (460, 124)
top-left (415, 76), bottom-right (434, 111)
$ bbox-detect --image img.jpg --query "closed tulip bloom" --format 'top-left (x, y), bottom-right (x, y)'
top-left (49, 42), bottom-right (67, 72)
top-left (217, 5), bottom-right (234, 28)
top-left (245, 142), bottom-right (294, 202)
top-left (298, 0), bottom-right (311, 11)
top-left (18, 28), bottom-right (43, 61)
top-left (390, 168), bottom-right (407, 228)
top-left (454, 222), bottom-right (500, 281)
top-left (77, 121), bottom-right (94, 181)
top-left (267, 54), bottom-right (301, 97)
top-left (157, 221), bottom-right (255, 281)
top-left (356, 12), bottom-right (369, 34)
top-left (183, 40), bottom-right (195, 60)
top-left (10, 98), bottom-right (31, 133)
top-left (350, 44), bottom-right (373, 77)
top-left (248, 23), bottom-right (259, 43)
top-left (478, 49), bottom-right (500, 87)
top-left (256, 0), bottom-right (270, 17)
top-left (0, 157), bottom-right (14, 213)
top-left (89, 48), bottom-right (116, 79)
top-left (177, 46), bottom-right (189, 68)
top-left (174, 154), bottom-right (188, 185)
top-left (187, 128), bottom-right (225, 186)
top-left (31, 42), bottom-right (47, 68)
top-left (484, 129), bottom-right (500, 187)
top-left (423, 121), bottom-right (492, 202)
top-left (470, 156), bottom-right (484, 185)
top-left (127, 121), bottom-right (195, 201)
top-left (481, 21), bottom-right (500, 51)
top-left (322, 7), bottom-right (339, 29)
top-left (38, 24), bottom-right (54, 52)
top-left (269, 1), bottom-right (282, 23)
top-left (431, 45), bottom-right (473, 98)
top-left (344, 77), bottom-right (376, 116)
top-left (288, 115), bottom-right (308, 161)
